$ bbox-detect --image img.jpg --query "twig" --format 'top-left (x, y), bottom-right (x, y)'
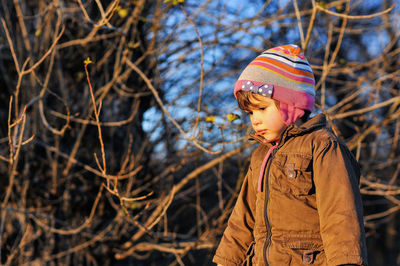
top-left (48, 99), bottom-right (139, 126)
top-left (38, 19), bottom-right (70, 136)
top-left (315, 0), bottom-right (349, 92)
top-left (85, 59), bottom-right (107, 177)
top-left (320, 21), bottom-right (334, 108)
top-left (332, 97), bottom-right (400, 120)
top-left (293, 0), bottom-right (305, 48)
top-left (315, 103), bottom-right (340, 136)
top-left (180, 6), bottom-right (205, 138)
top-left (42, 141), bottom-right (143, 180)
top-left (303, 0), bottom-right (317, 54)
top-left (216, 162), bottom-right (224, 214)
top-left (8, 97), bottom-right (14, 164)
top-left (1, 105), bottom-right (28, 261)
top-left (32, 185), bottom-right (104, 235)
top-left (22, 26), bottom-right (65, 75)
top-left (316, 2), bottom-right (395, 20)
top-left (364, 205), bottom-right (400, 221)
top-left (1, 18), bottom-right (20, 74)
top-left (12, 0), bottom-right (32, 53)
top-left (40, 225), bottom-right (112, 263)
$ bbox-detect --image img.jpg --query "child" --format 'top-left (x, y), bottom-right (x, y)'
top-left (213, 45), bottom-right (368, 265)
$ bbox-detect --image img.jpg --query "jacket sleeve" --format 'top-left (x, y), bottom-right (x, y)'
top-left (313, 138), bottom-right (368, 266)
top-left (213, 165), bottom-right (256, 266)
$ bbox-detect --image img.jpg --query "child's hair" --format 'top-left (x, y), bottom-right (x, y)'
top-left (236, 90), bottom-right (279, 112)
top-left (236, 90), bottom-right (310, 123)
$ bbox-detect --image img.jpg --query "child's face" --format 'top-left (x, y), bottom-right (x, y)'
top-left (247, 95), bottom-right (287, 142)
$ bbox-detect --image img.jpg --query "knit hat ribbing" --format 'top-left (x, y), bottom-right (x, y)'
top-left (234, 44), bottom-right (315, 124)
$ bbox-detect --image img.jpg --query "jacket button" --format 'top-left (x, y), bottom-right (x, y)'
top-left (303, 254), bottom-right (313, 264)
top-left (303, 250), bottom-right (314, 264)
top-left (288, 170), bottom-right (296, 180)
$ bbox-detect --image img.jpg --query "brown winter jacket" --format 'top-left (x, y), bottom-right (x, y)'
top-left (213, 114), bottom-right (368, 266)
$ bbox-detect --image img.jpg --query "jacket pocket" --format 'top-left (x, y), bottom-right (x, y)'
top-left (283, 241), bottom-right (326, 265)
top-left (274, 154), bottom-right (313, 196)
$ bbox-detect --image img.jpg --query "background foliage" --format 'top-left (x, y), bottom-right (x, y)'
top-left (0, 0), bottom-right (399, 265)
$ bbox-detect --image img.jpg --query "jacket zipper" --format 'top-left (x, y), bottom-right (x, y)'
top-left (263, 148), bottom-right (277, 265)
top-left (258, 126), bottom-right (291, 265)
top-left (262, 126), bottom-right (289, 265)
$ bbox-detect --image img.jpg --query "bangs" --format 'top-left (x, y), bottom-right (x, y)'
top-left (236, 90), bottom-right (265, 111)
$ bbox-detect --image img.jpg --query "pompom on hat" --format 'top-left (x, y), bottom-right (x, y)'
top-left (234, 44), bottom-right (315, 125)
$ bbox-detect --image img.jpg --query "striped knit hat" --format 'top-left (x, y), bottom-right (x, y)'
top-left (234, 44), bottom-right (315, 125)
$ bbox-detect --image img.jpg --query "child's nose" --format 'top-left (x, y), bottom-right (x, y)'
top-left (252, 116), bottom-right (261, 125)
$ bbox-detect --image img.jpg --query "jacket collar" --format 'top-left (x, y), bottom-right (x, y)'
top-left (249, 113), bottom-right (327, 146)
